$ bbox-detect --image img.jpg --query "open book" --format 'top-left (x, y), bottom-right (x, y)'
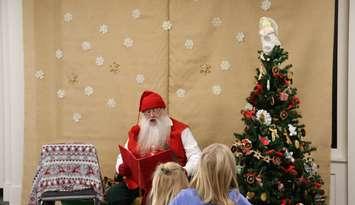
top-left (118, 145), bottom-right (174, 191)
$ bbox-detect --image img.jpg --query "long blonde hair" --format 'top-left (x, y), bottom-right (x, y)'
top-left (149, 162), bottom-right (189, 205)
top-left (190, 143), bottom-right (238, 205)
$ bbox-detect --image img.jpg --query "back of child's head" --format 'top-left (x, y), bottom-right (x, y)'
top-left (191, 143), bottom-right (238, 205)
top-left (149, 162), bottom-right (189, 205)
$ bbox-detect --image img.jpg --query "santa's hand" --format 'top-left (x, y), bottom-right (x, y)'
top-left (118, 163), bottom-right (131, 177)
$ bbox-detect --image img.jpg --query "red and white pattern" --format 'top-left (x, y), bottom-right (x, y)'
top-left (28, 143), bottom-right (104, 204)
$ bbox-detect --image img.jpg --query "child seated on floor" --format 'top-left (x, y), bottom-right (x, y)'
top-left (169, 143), bottom-right (252, 205)
top-left (148, 162), bottom-right (189, 205)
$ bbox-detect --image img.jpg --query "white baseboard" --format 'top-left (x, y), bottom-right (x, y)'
top-left (330, 161), bottom-right (347, 205)
top-left (3, 183), bottom-right (22, 204)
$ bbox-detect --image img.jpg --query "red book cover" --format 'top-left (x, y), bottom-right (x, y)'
top-left (118, 145), bottom-right (174, 190)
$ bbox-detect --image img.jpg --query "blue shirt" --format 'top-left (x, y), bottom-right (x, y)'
top-left (169, 188), bottom-right (252, 205)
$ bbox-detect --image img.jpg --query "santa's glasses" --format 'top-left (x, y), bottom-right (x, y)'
top-left (142, 108), bottom-right (163, 119)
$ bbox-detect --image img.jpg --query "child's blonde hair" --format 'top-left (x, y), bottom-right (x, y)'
top-left (190, 143), bottom-right (238, 205)
top-left (149, 162), bottom-right (189, 205)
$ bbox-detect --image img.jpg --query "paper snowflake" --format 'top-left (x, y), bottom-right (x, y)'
top-left (123, 37), bottom-right (134, 48)
top-left (261, 0), bottom-right (272, 11)
top-left (99, 24), bottom-right (108, 34)
top-left (236, 32), bottom-right (245, 43)
top-left (211, 17), bottom-right (222, 27)
top-left (136, 74), bottom-right (145, 84)
top-left (176, 88), bottom-right (187, 98)
top-left (220, 60), bottom-right (231, 71)
top-left (57, 89), bottom-right (65, 98)
top-left (162, 20), bottom-right (173, 31)
top-left (55, 49), bottom-right (64, 59)
top-left (64, 13), bottom-right (73, 23)
top-left (132, 9), bottom-right (141, 19)
top-left (184, 39), bottom-right (194, 49)
top-left (212, 85), bottom-right (222, 95)
top-left (96, 56), bottom-right (104, 66)
top-left (72, 112), bottom-right (82, 123)
top-left (107, 98), bottom-right (117, 108)
top-left (84, 86), bottom-right (94, 96)
top-left (34, 70), bottom-right (45, 80)
top-left (81, 41), bottom-right (91, 51)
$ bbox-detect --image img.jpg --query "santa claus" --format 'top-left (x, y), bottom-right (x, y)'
top-left (107, 90), bottom-right (201, 205)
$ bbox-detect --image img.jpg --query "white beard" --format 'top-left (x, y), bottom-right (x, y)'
top-left (137, 114), bottom-right (171, 154)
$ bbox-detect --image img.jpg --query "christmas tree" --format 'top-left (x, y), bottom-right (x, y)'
top-left (232, 17), bottom-right (326, 205)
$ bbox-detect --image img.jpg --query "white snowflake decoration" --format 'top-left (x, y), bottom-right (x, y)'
top-left (212, 85), bottom-right (222, 95)
top-left (57, 89), bottom-right (65, 98)
top-left (34, 70), bottom-right (45, 80)
top-left (244, 103), bottom-right (254, 110)
top-left (211, 17), bottom-right (222, 27)
top-left (84, 86), bottom-right (94, 96)
top-left (261, 0), bottom-right (272, 11)
top-left (107, 98), bottom-right (117, 108)
top-left (72, 112), bottom-right (82, 123)
top-left (236, 32), bottom-right (246, 43)
top-left (176, 88), bottom-right (187, 97)
top-left (135, 74), bottom-right (145, 84)
top-left (96, 56), bottom-right (104, 66)
top-left (55, 49), bottom-right (64, 59)
top-left (288, 124), bottom-right (297, 136)
top-left (81, 41), bottom-right (91, 51)
top-left (162, 20), bottom-right (173, 31)
top-left (99, 24), bottom-right (109, 34)
top-left (131, 9), bottom-right (141, 19)
top-left (220, 60), bottom-right (231, 71)
top-left (184, 39), bottom-right (194, 49)
top-left (64, 13), bottom-right (73, 23)
top-left (123, 37), bottom-right (134, 48)
top-left (256, 109), bottom-right (272, 125)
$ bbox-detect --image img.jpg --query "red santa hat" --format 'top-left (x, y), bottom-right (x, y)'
top-left (139, 90), bottom-right (166, 112)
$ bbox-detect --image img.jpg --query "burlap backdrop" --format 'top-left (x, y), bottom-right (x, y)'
top-left (23, 0), bottom-right (334, 203)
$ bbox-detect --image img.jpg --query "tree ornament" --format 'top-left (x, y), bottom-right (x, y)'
top-left (278, 182), bottom-right (285, 191)
top-left (259, 136), bottom-right (270, 146)
top-left (279, 92), bottom-right (289, 101)
top-left (288, 124), bottom-right (297, 136)
top-left (258, 66), bottom-right (266, 80)
top-left (246, 173), bottom-right (256, 184)
top-left (269, 127), bottom-right (279, 141)
top-left (280, 110), bottom-right (288, 120)
top-left (271, 156), bottom-right (282, 165)
top-left (268, 96), bottom-right (275, 106)
top-left (284, 149), bottom-right (295, 162)
top-left (294, 140), bottom-right (300, 148)
top-left (236, 165), bottom-right (244, 174)
top-left (260, 192), bottom-right (268, 202)
top-left (231, 145), bottom-right (237, 153)
top-left (246, 192), bottom-right (255, 199)
top-left (272, 66), bottom-right (280, 75)
top-left (267, 79), bottom-right (270, 90)
top-left (256, 109), bottom-right (272, 125)
top-left (301, 128), bottom-right (306, 136)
